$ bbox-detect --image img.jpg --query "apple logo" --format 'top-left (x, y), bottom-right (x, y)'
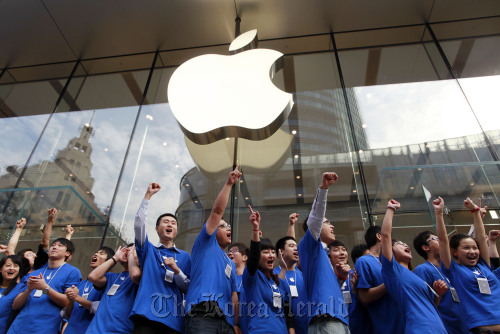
top-left (168, 29), bottom-right (294, 145)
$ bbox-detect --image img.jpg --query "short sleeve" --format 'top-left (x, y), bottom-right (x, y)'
top-left (355, 257), bottom-right (374, 289)
top-left (413, 265), bottom-right (434, 286)
top-left (64, 267), bottom-right (82, 290)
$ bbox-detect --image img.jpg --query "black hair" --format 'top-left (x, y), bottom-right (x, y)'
top-left (228, 242), bottom-right (249, 257)
top-left (275, 236), bottom-right (296, 254)
top-left (51, 238), bottom-right (75, 261)
top-left (450, 234), bottom-right (478, 257)
top-left (351, 244), bottom-right (368, 264)
top-left (98, 246), bottom-right (115, 260)
top-left (413, 231), bottom-right (433, 260)
top-left (392, 239), bottom-right (413, 271)
top-left (365, 225), bottom-right (381, 248)
top-left (258, 238), bottom-right (280, 286)
top-left (0, 255), bottom-right (25, 295)
top-left (156, 213), bottom-right (178, 227)
top-left (328, 240), bottom-right (347, 251)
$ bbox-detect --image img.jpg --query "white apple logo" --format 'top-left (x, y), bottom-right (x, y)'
top-left (168, 29), bottom-right (294, 145)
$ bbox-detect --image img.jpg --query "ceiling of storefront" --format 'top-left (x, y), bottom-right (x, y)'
top-left (1, 0), bottom-right (500, 69)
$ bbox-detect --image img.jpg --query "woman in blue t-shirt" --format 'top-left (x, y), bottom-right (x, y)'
top-left (381, 199), bottom-right (447, 334)
top-left (242, 207), bottom-right (293, 334)
top-left (435, 196), bottom-right (500, 332)
top-left (0, 255), bottom-right (28, 333)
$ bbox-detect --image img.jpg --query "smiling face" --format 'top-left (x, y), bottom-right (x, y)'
top-left (281, 239), bottom-right (299, 264)
top-left (329, 245), bottom-right (348, 266)
top-left (1, 258), bottom-right (19, 282)
top-left (216, 220), bottom-right (232, 249)
top-left (259, 248), bottom-right (276, 272)
top-left (320, 219), bottom-right (336, 244)
top-left (156, 215), bottom-right (178, 242)
top-left (393, 241), bottom-right (412, 263)
top-left (90, 249), bottom-right (109, 269)
top-left (453, 237), bottom-right (480, 266)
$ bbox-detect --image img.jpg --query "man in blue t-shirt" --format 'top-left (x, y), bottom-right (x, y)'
top-left (86, 244), bottom-right (138, 334)
top-left (61, 246), bottom-right (115, 334)
top-left (413, 231), bottom-right (468, 334)
top-left (8, 238), bottom-right (82, 334)
top-left (297, 172), bottom-right (349, 333)
top-left (184, 166), bottom-right (242, 334)
top-left (354, 225), bottom-right (404, 334)
top-left (131, 182), bottom-right (191, 333)
top-left (274, 235), bottom-right (308, 334)
top-left (228, 242), bottom-right (249, 334)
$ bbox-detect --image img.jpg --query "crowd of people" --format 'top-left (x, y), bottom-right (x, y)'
top-left (0, 167), bottom-right (499, 334)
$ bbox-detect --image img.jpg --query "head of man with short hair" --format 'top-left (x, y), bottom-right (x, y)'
top-left (328, 240), bottom-right (348, 266)
top-left (216, 218), bottom-right (232, 249)
top-left (156, 213), bottom-right (178, 244)
top-left (350, 244), bottom-right (369, 264)
top-left (413, 231), bottom-right (440, 261)
top-left (365, 225), bottom-right (382, 249)
top-left (275, 236), bottom-right (298, 267)
top-left (49, 238), bottom-right (75, 262)
top-left (90, 246), bottom-right (116, 269)
top-left (303, 217), bottom-right (336, 244)
top-left (227, 242), bottom-right (248, 270)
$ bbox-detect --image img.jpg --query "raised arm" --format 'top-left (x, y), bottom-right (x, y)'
top-left (7, 218), bottom-right (26, 256)
top-left (287, 213), bottom-right (298, 239)
top-left (135, 183), bottom-right (160, 248)
top-left (464, 198), bottom-right (490, 266)
top-left (41, 208), bottom-right (57, 249)
top-left (381, 199), bottom-right (400, 261)
top-left (308, 172), bottom-right (338, 240)
top-left (247, 206), bottom-right (261, 276)
top-left (88, 246), bottom-right (126, 288)
top-left (433, 197), bottom-right (451, 269)
top-left (488, 230), bottom-right (500, 260)
top-left (206, 167), bottom-right (242, 235)
top-left (65, 225), bottom-right (74, 241)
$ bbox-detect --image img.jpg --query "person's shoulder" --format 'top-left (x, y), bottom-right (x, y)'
top-left (176, 248), bottom-right (191, 257)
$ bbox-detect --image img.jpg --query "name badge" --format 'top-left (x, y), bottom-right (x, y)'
top-left (33, 289), bottom-right (43, 298)
top-left (273, 291), bottom-right (282, 308)
top-left (343, 290), bottom-right (352, 304)
top-left (449, 287), bottom-right (460, 303)
top-left (477, 277), bottom-right (491, 295)
top-left (107, 284), bottom-right (120, 296)
top-left (165, 269), bottom-right (174, 283)
top-left (289, 285), bottom-right (298, 297)
top-left (225, 264), bottom-right (232, 279)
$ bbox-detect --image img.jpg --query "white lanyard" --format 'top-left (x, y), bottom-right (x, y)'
top-left (111, 272), bottom-right (130, 287)
top-left (429, 262), bottom-right (451, 284)
top-left (42, 263), bottom-right (65, 286)
top-left (369, 253), bottom-right (382, 265)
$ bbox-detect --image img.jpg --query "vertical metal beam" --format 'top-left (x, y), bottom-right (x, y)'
top-left (329, 32), bottom-right (373, 226)
top-left (99, 51), bottom-right (160, 248)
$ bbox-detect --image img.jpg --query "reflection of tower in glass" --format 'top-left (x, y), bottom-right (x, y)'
top-left (0, 124), bottom-right (106, 233)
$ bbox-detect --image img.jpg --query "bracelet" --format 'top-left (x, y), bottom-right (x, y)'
top-left (253, 229), bottom-right (260, 232)
top-left (111, 257), bottom-right (117, 265)
top-left (387, 205), bottom-right (397, 212)
top-left (470, 206), bottom-right (480, 213)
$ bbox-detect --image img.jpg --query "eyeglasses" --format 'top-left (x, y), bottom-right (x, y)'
top-left (394, 241), bottom-right (408, 247)
top-left (219, 222), bottom-right (231, 230)
top-left (323, 219), bottom-right (332, 226)
top-left (426, 236), bottom-right (439, 244)
top-left (227, 248), bottom-right (240, 255)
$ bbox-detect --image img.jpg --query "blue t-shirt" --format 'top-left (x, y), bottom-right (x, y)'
top-left (7, 263), bottom-right (82, 334)
top-left (0, 284), bottom-right (22, 333)
top-left (86, 271), bottom-right (137, 334)
top-left (243, 267), bottom-right (288, 334)
top-left (131, 235), bottom-right (191, 332)
top-left (354, 254), bottom-right (404, 334)
top-left (63, 279), bottom-right (105, 334)
top-left (236, 275), bottom-right (248, 334)
top-left (442, 259), bottom-right (500, 330)
top-left (341, 271), bottom-right (371, 334)
top-left (297, 229), bottom-right (347, 326)
top-left (381, 255), bottom-right (446, 334)
top-left (272, 266), bottom-right (308, 334)
top-left (185, 223), bottom-right (238, 326)
top-left (414, 261), bottom-right (468, 334)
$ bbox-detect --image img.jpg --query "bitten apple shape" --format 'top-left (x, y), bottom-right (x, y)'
top-left (168, 30), bottom-right (294, 145)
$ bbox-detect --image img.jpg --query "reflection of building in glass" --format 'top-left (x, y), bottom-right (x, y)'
top-left (0, 124), bottom-right (109, 239)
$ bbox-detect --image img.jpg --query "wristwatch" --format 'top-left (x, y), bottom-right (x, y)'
top-left (42, 287), bottom-right (50, 294)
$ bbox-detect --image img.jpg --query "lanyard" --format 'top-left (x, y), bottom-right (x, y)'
top-left (158, 248), bottom-right (177, 269)
top-left (473, 266), bottom-right (487, 279)
top-left (82, 280), bottom-right (94, 295)
top-left (42, 263), bottom-right (65, 286)
top-left (429, 262), bottom-right (452, 285)
top-left (369, 253), bottom-right (382, 265)
top-left (111, 272), bottom-right (130, 287)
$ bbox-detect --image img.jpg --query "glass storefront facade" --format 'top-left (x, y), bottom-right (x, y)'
top-left (1, 15), bottom-right (499, 274)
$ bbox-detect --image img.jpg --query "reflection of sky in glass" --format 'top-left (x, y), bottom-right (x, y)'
top-left (354, 79), bottom-right (496, 149)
